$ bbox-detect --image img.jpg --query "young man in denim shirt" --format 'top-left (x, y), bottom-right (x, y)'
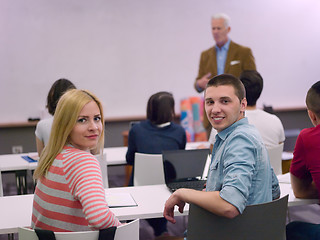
top-left (163, 74), bottom-right (279, 223)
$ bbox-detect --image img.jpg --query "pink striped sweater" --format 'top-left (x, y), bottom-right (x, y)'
top-left (31, 145), bottom-right (121, 231)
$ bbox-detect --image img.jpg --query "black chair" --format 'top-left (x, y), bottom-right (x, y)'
top-left (187, 195), bottom-right (289, 240)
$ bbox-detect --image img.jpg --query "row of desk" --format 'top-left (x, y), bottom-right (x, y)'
top-left (0, 141), bottom-right (293, 194)
top-left (0, 142), bottom-right (311, 236)
top-left (0, 146), bottom-right (133, 195)
top-left (0, 142), bottom-right (210, 195)
top-left (0, 180), bottom-right (318, 235)
top-left (0, 146), bottom-right (128, 172)
top-left (0, 141), bottom-right (209, 172)
top-left (0, 184), bottom-right (173, 235)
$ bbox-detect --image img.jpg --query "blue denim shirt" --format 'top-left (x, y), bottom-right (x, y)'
top-left (206, 118), bottom-right (278, 213)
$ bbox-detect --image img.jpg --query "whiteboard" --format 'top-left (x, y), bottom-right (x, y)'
top-left (1, 0), bottom-right (320, 123)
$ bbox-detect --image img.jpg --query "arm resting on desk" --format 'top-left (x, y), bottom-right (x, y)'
top-left (290, 173), bottom-right (319, 199)
top-left (163, 189), bottom-right (239, 224)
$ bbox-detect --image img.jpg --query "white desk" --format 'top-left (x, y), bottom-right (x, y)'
top-left (186, 141), bottom-right (210, 149)
top-left (0, 154), bottom-right (30, 172)
top-left (0, 149), bottom-right (130, 195)
top-left (0, 185), bottom-right (178, 235)
top-left (0, 142), bottom-right (292, 173)
top-left (0, 193), bottom-right (33, 234)
top-left (277, 173), bottom-right (319, 207)
top-left (0, 153), bottom-right (34, 194)
top-left (107, 185), bottom-right (179, 221)
top-left (0, 148), bottom-right (128, 173)
top-left (104, 147), bottom-right (127, 165)
top-left (0, 142), bottom-right (210, 172)
top-left (280, 183), bottom-right (319, 207)
top-left (0, 183), bottom-right (317, 235)
top-left (0, 142), bottom-right (209, 196)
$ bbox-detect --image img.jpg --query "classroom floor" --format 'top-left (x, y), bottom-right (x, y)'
top-left (1, 170), bottom-right (319, 240)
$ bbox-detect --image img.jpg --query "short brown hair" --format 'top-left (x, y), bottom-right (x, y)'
top-left (306, 81), bottom-right (320, 118)
top-left (240, 70), bottom-right (263, 106)
top-left (206, 74), bottom-right (246, 102)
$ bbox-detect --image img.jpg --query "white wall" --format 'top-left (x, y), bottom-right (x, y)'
top-left (1, 0), bottom-right (320, 122)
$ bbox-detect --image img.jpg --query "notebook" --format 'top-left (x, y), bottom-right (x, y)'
top-left (21, 155), bottom-right (38, 163)
top-left (162, 149), bottom-right (210, 192)
top-left (105, 193), bottom-right (137, 208)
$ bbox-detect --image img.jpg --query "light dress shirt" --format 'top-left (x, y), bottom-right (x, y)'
top-left (206, 118), bottom-right (276, 213)
top-left (215, 38), bottom-right (231, 75)
top-left (195, 38), bottom-right (231, 92)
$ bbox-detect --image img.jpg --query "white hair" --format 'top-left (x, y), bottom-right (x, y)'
top-left (212, 13), bottom-right (231, 28)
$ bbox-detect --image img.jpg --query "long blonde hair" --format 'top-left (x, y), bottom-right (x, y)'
top-left (34, 89), bottom-right (105, 179)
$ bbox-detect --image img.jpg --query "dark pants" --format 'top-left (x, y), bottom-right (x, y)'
top-left (147, 218), bottom-right (168, 236)
top-left (286, 221), bottom-right (320, 240)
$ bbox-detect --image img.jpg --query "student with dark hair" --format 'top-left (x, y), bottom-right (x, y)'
top-left (239, 70), bottom-right (285, 147)
top-left (164, 74), bottom-right (278, 226)
top-left (209, 70), bottom-right (285, 148)
top-left (126, 91), bottom-right (186, 238)
top-left (286, 81), bottom-right (320, 240)
top-left (146, 92), bottom-right (175, 124)
top-left (240, 70), bottom-right (263, 106)
top-left (35, 78), bottom-right (76, 156)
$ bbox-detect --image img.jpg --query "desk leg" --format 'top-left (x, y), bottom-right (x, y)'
top-left (15, 170), bottom-right (27, 195)
top-left (0, 171), bottom-right (3, 197)
top-left (125, 165), bottom-right (133, 186)
top-left (7, 233), bottom-right (14, 240)
top-left (31, 170), bottom-right (37, 193)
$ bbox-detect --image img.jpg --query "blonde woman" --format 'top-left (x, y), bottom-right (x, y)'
top-left (32, 89), bottom-right (121, 231)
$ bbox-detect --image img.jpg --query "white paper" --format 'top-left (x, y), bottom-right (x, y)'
top-left (282, 152), bottom-right (293, 160)
top-left (277, 173), bottom-right (291, 184)
top-left (106, 193), bottom-right (137, 208)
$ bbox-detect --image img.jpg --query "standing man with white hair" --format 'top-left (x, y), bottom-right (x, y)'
top-left (195, 13), bottom-right (257, 135)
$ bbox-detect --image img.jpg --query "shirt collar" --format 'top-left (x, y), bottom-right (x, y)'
top-left (156, 122), bottom-right (171, 128)
top-left (216, 117), bottom-right (248, 140)
top-left (215, 38), bottom-right (231, 51)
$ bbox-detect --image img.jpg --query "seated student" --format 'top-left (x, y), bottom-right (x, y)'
top-left (126, 91), bottom-right (186, 238)
top-left (32, 89), bottom-right (121, 231)
top-left (286, 81), bottom-right (320, 240)
top-left (208, 70), bottom-right (285, 149)
top-left (35, 78), bottom-right (76, 156)
top-left (163, 74), bottom-right (279, 226)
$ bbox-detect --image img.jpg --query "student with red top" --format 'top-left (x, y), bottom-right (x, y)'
top-left (287, 81), bottom-right (320, 240)
top-left (32, 89), bottom-right (121, 231)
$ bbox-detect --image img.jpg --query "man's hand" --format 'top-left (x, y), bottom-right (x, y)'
top-left (163, 190), bottom-right (186, 224)
top-left (196, 73), bottom-right (212, 91)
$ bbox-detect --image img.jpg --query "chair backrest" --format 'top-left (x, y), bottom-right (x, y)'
top-left (133, 153), bottom-right (165, 186)
top-left (0, 171), bottom-right (3, 197)
top-left (267, 143), bottom-right (284, 175)
top-left (187, 195), bottom-right (288, 240)
top-left (18, 219), bottom-right (139, 240)
top-left (95, 152), bottom-right (109, 188)
top-left (113, 219), bottom-right (139, 240)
